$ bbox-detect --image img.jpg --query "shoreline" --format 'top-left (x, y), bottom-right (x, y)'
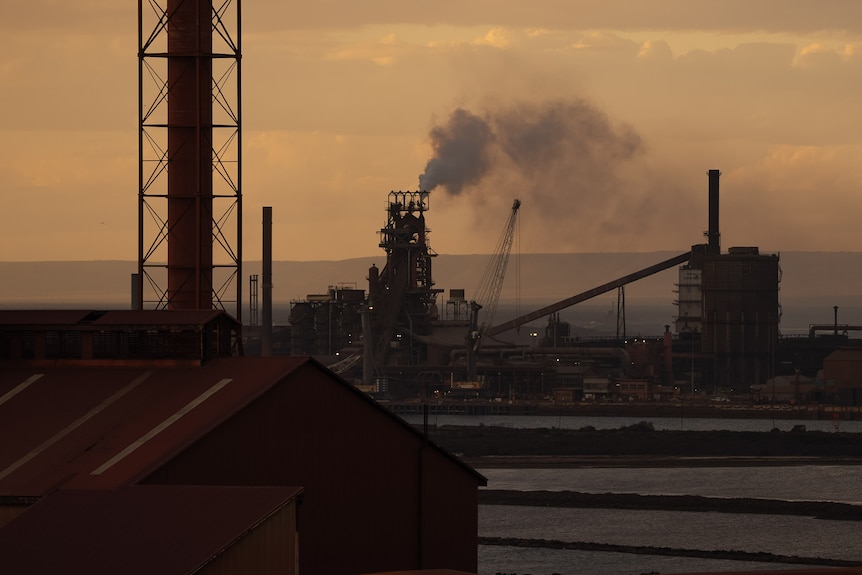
top-left (424, 425), bottom-right (862, 461)
top-left (390, 400), bottom-right (862, 421)
top-left (463, 454), bottom-right (862, 469)
top-left (479, 490), bottom-right (862, 521)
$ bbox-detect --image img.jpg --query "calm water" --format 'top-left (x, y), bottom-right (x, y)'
top-left (480, 465), bottom-right (862, 503)
top-left (418, 414), bottom-right (862, 574)
top-left (477, 466), bottom-right (862, 574)
top-left (401, 412), bottom-right (862, 433)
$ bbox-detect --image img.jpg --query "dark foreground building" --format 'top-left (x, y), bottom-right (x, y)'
top-left (0, 310), bottom-right (485, 574)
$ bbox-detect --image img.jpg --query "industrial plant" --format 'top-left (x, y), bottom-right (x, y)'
top-left (0, 3), bottom-right (487, 574)
top-left (2, 1), bottom-right (862, 574)
top-left (248, 169), bottom-right (862, 407)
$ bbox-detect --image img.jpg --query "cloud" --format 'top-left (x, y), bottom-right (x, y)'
top-left (0, 130), bottom-right (136, 260)
top-left (6, 0), bottom-right (862, 262)
top-left (725, 145), bottom-right (862, 251)
top-left (637, 40), bottom-right (673, 60)
top-left (249, 1), bottom-right (862, 34)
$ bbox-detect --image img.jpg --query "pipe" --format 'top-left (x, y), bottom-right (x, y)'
top-left (707, 169), bottom-right (721, 255)
top-left (166, 0), bottom-right (214, 309)
top-left (261, 206), bottom-right (273, 356)
top-left (834, 306), bottom-right (839, 336)
top-left (809, 324), bottom-right (861, 339)
top-left (361, 304), bottom-right (374, 387)
top-left (449, 345), bottom-right (634, 376)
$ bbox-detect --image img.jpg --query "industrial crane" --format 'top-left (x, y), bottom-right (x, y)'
top-left (467, 198), bottom-right (521, 381)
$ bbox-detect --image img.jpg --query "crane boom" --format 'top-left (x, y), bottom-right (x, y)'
top-left (473, 198), bottom-right (521, 341)
top-left (467, 199), bottom-right (520, 386)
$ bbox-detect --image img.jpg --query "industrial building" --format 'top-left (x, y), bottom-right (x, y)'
top-left (4, 0), bottom-right (862, 572)
top-left (0, 486), bottom-right (302, 574)
top-left (0, 2), bottom-right (489, 573)
top-left (277, 172), bottom-right (862, 406)
top-left (0, 339), bottom-right (486, 574)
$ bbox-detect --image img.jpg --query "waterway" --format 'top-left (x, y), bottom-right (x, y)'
top-left (400, 412), bottom-right (862, 433)
top-left (398, 414), bottom-right (862, 574)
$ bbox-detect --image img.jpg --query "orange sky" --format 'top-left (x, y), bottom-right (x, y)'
top-left (2, 1), bottom-right (862, 261)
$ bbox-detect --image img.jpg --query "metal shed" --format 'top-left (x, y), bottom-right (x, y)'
top-left (0, 485), bottom-right (301, 575)
top-left (0, 355), bottom-right (485, 574)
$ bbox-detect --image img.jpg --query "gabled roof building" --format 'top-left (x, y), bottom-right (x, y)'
top-left (0, 311), bottom-right (485, 574)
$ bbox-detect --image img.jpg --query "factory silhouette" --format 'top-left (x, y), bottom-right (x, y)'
top-left (256, 170), bottom-right (861, 408)
top-left (0, 3), bottom-right (483, 574)
top-left (1, 2), bottom-right (862, 575)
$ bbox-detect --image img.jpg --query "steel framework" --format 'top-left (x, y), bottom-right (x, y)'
top-left (137, 0), bottom-right (242, 319)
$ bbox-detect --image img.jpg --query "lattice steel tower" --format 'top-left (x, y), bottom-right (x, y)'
top-left (137, 0), bottom-right (242, 318)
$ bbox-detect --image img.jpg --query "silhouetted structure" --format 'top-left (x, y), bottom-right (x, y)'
top-left (0, 486), bottom-right (301, 574)
top-left (0, 348), bottom-right (486, 573)
top-left (701, 246), bottom-right (781, 390)
top-left (137, 0), bottom-right (242, 316)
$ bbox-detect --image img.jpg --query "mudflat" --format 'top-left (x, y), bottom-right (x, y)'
top-left (420, 423), bottom-right (862, 471)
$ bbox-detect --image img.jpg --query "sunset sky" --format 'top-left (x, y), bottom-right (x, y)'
top-left (3, 1), bottom-right (862, 261)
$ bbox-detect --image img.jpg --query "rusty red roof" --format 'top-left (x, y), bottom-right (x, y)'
top-left (0, 309), bottom-right (234, 327)
top-left (0, 356), bottom-right (485, 495)
top-left (0, 485), bottom-right (301, 574)
top-left (0, 357), bottom-right (309, 494)
top-left (92, 309), bottom-right (236, 326)
top-left (0, 310), bottom-right (94, 325)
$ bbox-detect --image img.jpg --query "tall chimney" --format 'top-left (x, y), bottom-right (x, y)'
top-left (166, 0), bottom-right (214, 309)
top-left (707, 169), bottom-right (721, 255)
top-left (138, 1), bottom-right (242, 314)
top-left (262, 207), bottom-right (273, 356)
top-left (834, 305), bottom-right (839, 337)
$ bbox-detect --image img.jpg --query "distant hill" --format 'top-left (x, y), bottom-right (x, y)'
top-left (2, 252), bottom-right (861, 332)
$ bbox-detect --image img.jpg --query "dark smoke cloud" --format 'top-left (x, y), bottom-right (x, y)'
top-left (419, 98), bottom-right (642, 195)
top-left (418, 108), bottom-right (495, 195)
top-left (418, 98), bottom-right (696, 251)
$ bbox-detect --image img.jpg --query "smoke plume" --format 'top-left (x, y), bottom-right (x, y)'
top-left (419, 98), bottom-right (642, 195)
top-left (418, 108), bottom-right (495, 195)
top-left (417, 98), bottom-right (693, 251)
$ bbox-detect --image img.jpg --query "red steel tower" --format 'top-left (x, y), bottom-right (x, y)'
top-left (137, 0), bottom-right (242, 317)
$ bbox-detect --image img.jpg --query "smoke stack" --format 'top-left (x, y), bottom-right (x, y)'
top-left (262, 207), bottom-right (273, 356)
top-left (166, 0), bottom-right (214, 309)
top-left (834, 305), bottom-right (839, 337)
top-left (707, 169), bottom-right (721, 255)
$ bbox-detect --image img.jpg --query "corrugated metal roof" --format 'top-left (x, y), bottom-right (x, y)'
top-left (93, 309), bottom-right (236, 327)
top-left (0, 485), bottom-right (301, 575)
top-left (0, 309), bottom-right (235, 328)
top-left (0, 310), bottom-right (94, 325)
top-left (825, 348), bottom-right (862, 361)
top-left (0, 356), bottom-right (485, 495)
top-left (0, 357), bottom-right (308, 494)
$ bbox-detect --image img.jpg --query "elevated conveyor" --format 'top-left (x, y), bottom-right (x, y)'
top-left (486, 251), bottom-right (691, 337)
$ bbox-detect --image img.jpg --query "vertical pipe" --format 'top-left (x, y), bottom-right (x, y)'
top-left (167, 0), bottom-right (213, 309)
top-left (262, 206), bottom-right (273, 356)
top-left (235, 0), bottom-right (243, 322)
top-left (131, 274), bottom-right (140, 311)
top-left (834, 305), bottom-right (839, 336)
top-left (362, 304), bottom-right (374, 386)
top-left (137, 0), bottom-right (144, 310)
top-left (707, 169), bottom-right (721, 255)
top-left (663, 325), bottom-right (673, 386)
